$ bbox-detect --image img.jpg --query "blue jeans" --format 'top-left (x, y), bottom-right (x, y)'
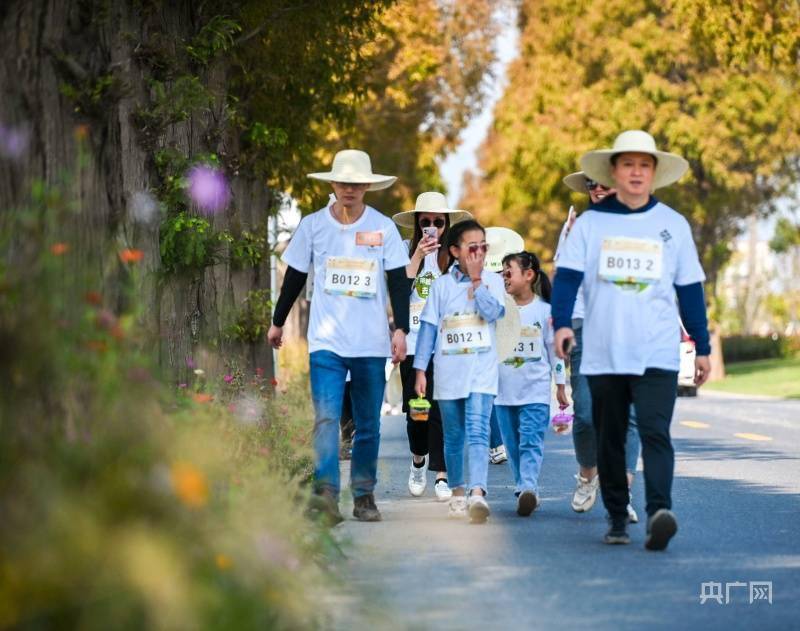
top-left (309, 351), bottom-right (386, 498)
top-left (495, 403), bottom-right (550, 494)
top-left (437, 393), bottom-right (494, 493)
top-left (570, 323), bottom-right (641, 475)
top-left (489, 406), bottom-right (503, 449)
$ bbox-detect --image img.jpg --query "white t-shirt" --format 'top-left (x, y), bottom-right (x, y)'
top-left (404, 239), bottom-right (443, 354)
top-left (557, 201), bottom-right (706, 375)
top-left (420, 269), bottom-right (506, 400)
top-left (282, 205), bottom-right (409, 357)
top-left (496, 298), bottom-right (566, 406)
top-left (554, 218), bottom-right (585, 320)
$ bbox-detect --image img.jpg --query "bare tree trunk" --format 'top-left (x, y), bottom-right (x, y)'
top-left (0, 0), bottom-right (273, 382)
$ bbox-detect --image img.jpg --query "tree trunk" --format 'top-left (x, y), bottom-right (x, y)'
top-left (0, 0), bottom-right (273, 382)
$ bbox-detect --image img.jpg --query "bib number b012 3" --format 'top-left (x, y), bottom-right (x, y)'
top-left (441, 313), bottom-right (491, 355)
top-left (324, 257), bottom-right (378, 297)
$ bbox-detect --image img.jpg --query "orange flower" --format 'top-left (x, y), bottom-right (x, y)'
top-left (193, 393), bottom-right (213, 404)
top-left (171, 461), bottom-right (208, 508)
top-left (50, 243), bottom-right (69, 256)
top-left (119, 249), bottom-right (144, 263)
top-left (74, 124), bottom-right (90, 141)
top-left (84, 291), bottom-right (102, 305)
top-left (215, 554), bottom-right (233, 571)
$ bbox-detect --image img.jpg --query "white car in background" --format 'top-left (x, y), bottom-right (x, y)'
top-left (678, 323), bottom-right (697, 397)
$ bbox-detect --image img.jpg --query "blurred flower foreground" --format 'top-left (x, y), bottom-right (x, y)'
top-left (0, 176), bottom-right (343, 629)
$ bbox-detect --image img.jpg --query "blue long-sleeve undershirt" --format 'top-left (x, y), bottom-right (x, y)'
top-left (551, 267), bottom-right (584, 330)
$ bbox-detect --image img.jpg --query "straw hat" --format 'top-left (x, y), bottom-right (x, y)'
top-left (392, 192), bottom-right (472, 229)
top-left (563, 171), bottom-right (590, 193)
top-left (484, 227), bottom-right (525, 272)
top-left (579, 130), bottom-right (689, 190)
top-left (307, 149), bottom-right (397, 191)
top-left (495, 295), bottom-right (522, 363)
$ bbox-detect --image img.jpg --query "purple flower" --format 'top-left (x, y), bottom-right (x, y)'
top-left (223, 374), bottom-right (234, 384)
top-left (178, 383), bottom-right (188, 389)
top-left (186, 164), bottom-right (230, 214)
top-left (185, 356), bottom-right (195, 369)
top-left (0, 123), bottom-right (30, 160)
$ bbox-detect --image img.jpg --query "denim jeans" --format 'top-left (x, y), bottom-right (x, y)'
top-left (309, 351), bottom-right (386, 498)
top-left (495, 403), bottom-right (550, 494)
top-left (489, 406), bottom-right (503, 449)
top-left (570, 322), bottom-right (641, 475)
top-left (437, 393), bottom-right (494, 493)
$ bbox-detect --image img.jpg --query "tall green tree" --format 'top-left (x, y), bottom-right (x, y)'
top-left (462, 0), bottom-right (800, 297)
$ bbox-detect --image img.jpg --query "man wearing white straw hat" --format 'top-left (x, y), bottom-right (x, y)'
top-left (268, 149), bottom-right (411, 525)
top-left (558, 172), bottom-right (641, 524)
top-left (552, 130), bottom-right (711, 551)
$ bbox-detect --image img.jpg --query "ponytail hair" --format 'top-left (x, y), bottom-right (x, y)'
top-left (502, 251), bottom-right (552, 303)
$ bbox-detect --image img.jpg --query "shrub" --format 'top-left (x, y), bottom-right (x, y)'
top-left (721, 334), bottom-right (794, 363)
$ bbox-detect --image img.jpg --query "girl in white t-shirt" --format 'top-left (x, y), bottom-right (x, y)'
top-left (496, 251), bottom-right (569, 516)
top-left (413, 219), bottom-right (506, 523)
top-left (392, 193), bottom-right (473, 502)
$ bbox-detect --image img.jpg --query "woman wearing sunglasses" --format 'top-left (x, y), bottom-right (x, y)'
top-left (553, 131), bottom-right (711, 550)
top-left (412, 219), bottom-right (506, 523)
top-left (559, 172), bottom-right (642, 525)
top-left (392, 193), bottom-right (472, 501)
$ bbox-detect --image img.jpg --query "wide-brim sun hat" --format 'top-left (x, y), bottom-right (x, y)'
top-left (484, 226), bottom-right (525, 272)
top-left (563, 171), bottom-right (590, 193)
top-left (579, 130), bottom-right (689, 190)
top-left (308, 149), bottom-right (397, 191)
top-left (495, 295), bottom-right (522, 363)
top-left (392, 191), bottom-right (473, 228)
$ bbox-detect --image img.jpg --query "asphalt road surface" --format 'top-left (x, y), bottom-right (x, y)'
top-left (330, 391), bottom-right (800, 630)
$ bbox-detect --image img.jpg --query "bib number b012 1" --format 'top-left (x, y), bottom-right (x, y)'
top-left (441, 313), bottom-right (491, 355)
top-left (324, 257), bottom-right (378, 297)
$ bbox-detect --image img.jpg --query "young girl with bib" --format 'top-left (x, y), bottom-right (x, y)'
top-left (392, 192), bottom-right (472, 501)
top-left (496, 251), bottom-right (569, 516)
top-left (413, 220), bottom-right (506, 523)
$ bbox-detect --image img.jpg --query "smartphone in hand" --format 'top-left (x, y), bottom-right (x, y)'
top-left (422, 226), bottom-right (438, 241)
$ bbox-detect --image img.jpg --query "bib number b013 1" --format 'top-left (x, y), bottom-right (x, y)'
top-left (441, 313), bottom-right (491, 355)
top-left (324, 257), bottom-right (378, 297)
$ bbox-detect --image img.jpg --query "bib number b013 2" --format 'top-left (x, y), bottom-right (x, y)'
top-left (324, 257), bottom-right (378, 297)
top-left (598, 237), bottom-right (663, 284)
top-left (441, 313), bottom-right (491, 355)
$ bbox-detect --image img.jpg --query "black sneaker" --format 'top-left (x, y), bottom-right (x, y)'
top-left (308, 489), bottom-right (344, 527)
top-left (353, 493), bottom-right (382, 522)
top-left (645, 509), bottom-right (678, 551)
top-left (517, 490), bottom-right (538, 517)
top-left (604, 517), bottom-right (630, 545)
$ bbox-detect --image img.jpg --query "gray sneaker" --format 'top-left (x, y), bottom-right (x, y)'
top-left (645, 509), bottom-right (678, 551)
top-left (353, 493), bottom-right (382, 522)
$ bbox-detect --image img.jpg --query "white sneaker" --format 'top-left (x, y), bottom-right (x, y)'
top-left (448, 496), bottom-right (467, 518)
top-left (627, 492), bottom-right (639, 524)
top-left (571, 474), bottom-right (599, 512)
top-left (408, 458), bottom-right (427, 497)
top-left (489, 445), bottom-right (507, 464)
top-left (468, 494), bottom-right (490, 523)
top-left (434, 478), bottom-right (453, 501)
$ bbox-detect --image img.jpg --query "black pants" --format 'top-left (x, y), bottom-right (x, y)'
top-left (587, 369), bottom-right (678, 521)
top-left (399, 355), bottom-right (446, 472)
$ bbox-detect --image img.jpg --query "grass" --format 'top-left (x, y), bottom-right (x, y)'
top-left (705, 357), bottom-right (800, 399)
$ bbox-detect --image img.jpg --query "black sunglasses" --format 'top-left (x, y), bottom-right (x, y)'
top-left (419, 218), bottom-right (446, 228)
top-left (585, 178), bottom-right (600, 191)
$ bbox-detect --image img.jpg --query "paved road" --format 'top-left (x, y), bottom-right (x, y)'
top-left (330, 391), bottom-right (800, 630)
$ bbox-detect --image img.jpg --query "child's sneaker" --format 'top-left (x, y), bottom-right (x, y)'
top-left (467, 495), bottom-right (490, 523)
top-left (448, 496), bottom-right (467, 519)
top-left (489, 445), bottom-right (507, 464)
top-left (571, 474), bottom-right (599, 512)
top-left (627, 492), bottom-right (639, 524)
top-left (434, 478), bottom-right (453, 502)
top-left (407, 457), bottom-right (427, 497)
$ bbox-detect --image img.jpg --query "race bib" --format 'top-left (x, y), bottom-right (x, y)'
top-left (505, 325), bottom-right (542, 364)
top-left (441, 313), bottom-right (491, 355)
top-left (410, 301), bottom-right (425, 333)
top-left (598, 237), bottom-right (663, 284)
top-left (324, 257), bottom-right (378, 297)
